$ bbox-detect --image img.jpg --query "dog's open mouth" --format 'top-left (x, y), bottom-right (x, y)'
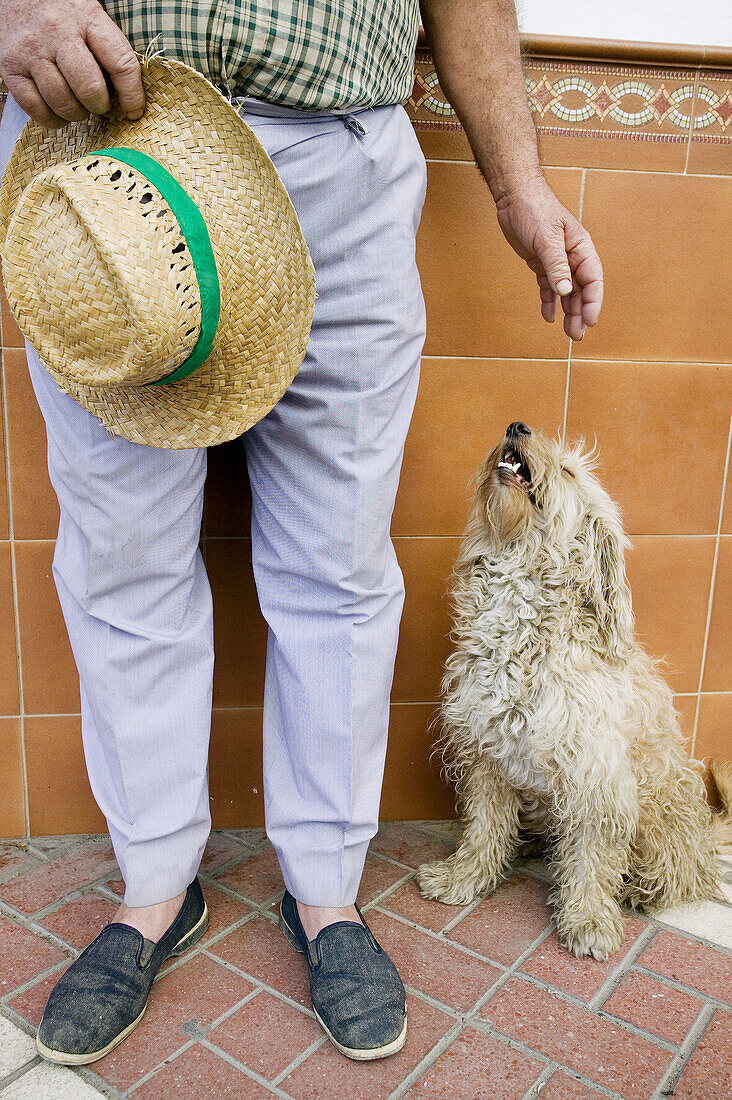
top-left (497, 449), bottom-right (533, 495)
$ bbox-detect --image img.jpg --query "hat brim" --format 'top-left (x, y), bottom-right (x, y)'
top-left (0, 57), bottom-right (316, 448)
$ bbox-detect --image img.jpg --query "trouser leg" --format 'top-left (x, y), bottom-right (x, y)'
top-left (242, 103), bottom-right (427, 906)
top-left (25, 350), bottom-right (214, 906)
top-left (2, 89), bottom-right (214, 908)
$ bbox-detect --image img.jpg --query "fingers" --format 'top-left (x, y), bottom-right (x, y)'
top-left (533, 228), bottom-right (574, 299)
top-left (3, 72), bottom-right (69, 129)
top-left (86, 13), bottom-right (144, 119)
top-left (55, 40), bottom-right (111, 116)
top-left (30, 58), bottom-right (90, 122)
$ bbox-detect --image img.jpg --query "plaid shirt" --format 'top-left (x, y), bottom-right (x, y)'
top-left (100, 1), bottom-right (420, 110)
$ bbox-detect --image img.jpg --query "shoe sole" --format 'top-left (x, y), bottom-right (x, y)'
top-left (36, 901), bottom-right (209, 1066)
top-left (279, 910), bottom-right (408, 1061)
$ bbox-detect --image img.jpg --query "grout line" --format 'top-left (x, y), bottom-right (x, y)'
top-left (520, 1064), bottom-right (556, 1100)
top-left (0, 356), bottom-right (28, 841)
top-left (691, 404), bottom-right (732, 754)
top-left (424, 159), bottom-right (732, 180)
top-left (651, 1000), bottom-right (716, 1100)
top-left (123, 1039), bottom-right (196, 1096)
top-left (388, 1019), bottom-right (464, 1100)
top-left (270, 1035), bottom-right (328, 1087)
top-left (196, 1038), bottom-right (294, 1099)
top-left (419, 354), bottom-right (732, 365)
top-left (589, 923), bottom-right (657, 1012)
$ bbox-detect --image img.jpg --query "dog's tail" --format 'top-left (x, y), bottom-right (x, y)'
top-left (710, 758), bottom-right (732, 848)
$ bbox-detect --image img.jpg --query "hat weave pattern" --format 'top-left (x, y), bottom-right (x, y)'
top-left (0, 58), bottom-right (316, 449)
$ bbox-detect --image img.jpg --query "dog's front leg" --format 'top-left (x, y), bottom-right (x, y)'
top-left (550, 778), bottom-right (637, 960)
top-left (417, 755), bottom-right (520, 905)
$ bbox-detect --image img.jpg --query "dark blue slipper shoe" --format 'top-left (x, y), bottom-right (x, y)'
top-left (279, 889), bottom-right (407, 1060)
top-left (36, 876), bottom-right (208, 1065)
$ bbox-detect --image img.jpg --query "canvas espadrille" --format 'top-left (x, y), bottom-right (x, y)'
top-left (36, 877), bottom-right (208, 1065)
top-left (0, 54), bottom-right (315, 449)
top-left (279, 889), bottom-right (407, 1060)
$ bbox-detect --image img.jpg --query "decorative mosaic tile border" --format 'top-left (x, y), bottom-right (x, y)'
top-left (409, 50), bottom-right (732, 146)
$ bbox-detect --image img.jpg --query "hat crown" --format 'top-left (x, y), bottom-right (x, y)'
top-left (2, 155), bottom-right (203, 388)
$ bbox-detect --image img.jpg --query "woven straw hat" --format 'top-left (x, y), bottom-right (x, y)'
top-left (0, 56), bottom-right (316, 448)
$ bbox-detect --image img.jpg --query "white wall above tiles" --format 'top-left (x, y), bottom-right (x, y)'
top-left (516, 0), bottom-right (732, 49)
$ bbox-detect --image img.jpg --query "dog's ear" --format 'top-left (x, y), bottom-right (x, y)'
top-left (579, 509), bottom-right (634, 660)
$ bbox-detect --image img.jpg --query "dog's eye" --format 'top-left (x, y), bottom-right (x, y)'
top-left (561, 467), bottom-right (576, 478)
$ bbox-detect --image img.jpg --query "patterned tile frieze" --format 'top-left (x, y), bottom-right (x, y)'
top-left (409, 50), bottom-right (732, 147)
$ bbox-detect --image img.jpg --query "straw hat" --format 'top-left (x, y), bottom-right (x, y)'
top-left (0, 56), bottom-right (316, 448)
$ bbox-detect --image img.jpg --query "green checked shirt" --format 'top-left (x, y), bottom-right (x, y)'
top-left (100, 1), bottom-right (420, 111)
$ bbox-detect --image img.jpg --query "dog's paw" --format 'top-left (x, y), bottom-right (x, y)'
top-left (416, 858), bottom-right (479, 906)
top-left (557, 917), bottom-right (624, 961)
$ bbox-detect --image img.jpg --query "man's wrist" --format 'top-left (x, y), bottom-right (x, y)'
top-left (476, 157), bottom-right (546, 207)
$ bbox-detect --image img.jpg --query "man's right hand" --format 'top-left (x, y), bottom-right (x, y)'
top-left (0, 0), bottom-right (144, 129)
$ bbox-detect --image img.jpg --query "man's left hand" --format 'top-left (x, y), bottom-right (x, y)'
top-left (495, 178), bottom-right (603, 342)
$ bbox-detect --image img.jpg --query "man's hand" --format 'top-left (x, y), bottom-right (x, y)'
top-left (420, 0), bottom-right (605, 339)
top-left (495, 178), bottom-right (603, 341)
top-left (0, 0), bottom-right (143, 129)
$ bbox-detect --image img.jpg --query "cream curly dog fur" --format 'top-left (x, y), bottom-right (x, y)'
top-left (417, 423), bottom-right (719, 960)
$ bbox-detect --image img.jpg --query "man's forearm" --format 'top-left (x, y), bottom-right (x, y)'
top-left (419, 0), bottom-right (543, 203)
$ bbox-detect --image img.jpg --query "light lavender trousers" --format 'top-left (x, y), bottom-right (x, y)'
top-left (0, 93), bottom-right (427, 907)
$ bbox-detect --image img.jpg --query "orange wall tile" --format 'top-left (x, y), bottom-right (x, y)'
top-left (3, 348), bottom-right (58, 540)
top-left (695, 694), bottom-right (732, 766)
top-left (394, 358), bottom-right (566, 536)
top-left (417, 164), bottom-right (580, 359)
top-left (393, 537), bottom-right (460, 704)
top-left (702, 537), bottom-right (731, 693)
top-left (626, 536), bottom-right (715, 694)
top-left (207, 539), bottom-right (267, 708)
top-left (14, 541), bottom-right (80, 715)
top-left (566, 361), bottom-right (730, 534)
top-left (577, 172), bottom-right (732, 364)
top-left (0, 353), bottom-right (9, 540)
top-left (25, 715), bottom-right (106, 834)
top-left (0, 542), bottom-right (19, 715)
top-left (381, 704), bottom-right (455, 820)
top-left (0, 718), bottom-right (25, 836)
top-left (209, 708), bottom-right (265, 828)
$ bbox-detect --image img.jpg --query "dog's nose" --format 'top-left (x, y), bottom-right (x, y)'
top-left (506, 422), bottom-right (531, 438)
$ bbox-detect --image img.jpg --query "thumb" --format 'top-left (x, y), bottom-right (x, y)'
top-left (537, 240), bottom-right (573, 297)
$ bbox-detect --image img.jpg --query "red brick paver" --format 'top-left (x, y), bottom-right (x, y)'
top-left (603, 969), bottom-right (705, 1045)
top-left (381, 877), bottom-right (474, 934)
top-left (1, 830), bottom-right (730, 1100)
top-left (369, 823), bottom-right (454, 868)
top-left (37, 892), bottom-right (119, 951)
top-left (638, 930), bottom-right (732, 1004)
top-left (209, 914), bottom-right (311, 1007)
top-left (208, 989), bottom-right (321, 1079)
top-left (132, 1044), bottom-right (276, 1099)
top-left (481, 977), bottom-right (673, 1098)
top-left (449, 874), bottom-right (553, 965)
top-left (281, 994), bottom-right (454, 1100)
top-left (672, 1008), bottom-right (732, 1098)
top-left (406, 1028), bottom-right (543, 1098)
top-left (367, 911), bottom-right (501, 1011)
top-left (91, 954), bottom-right (254, 1092)
top-left (0, 839), bottom-right (117, 913)
top-left (520, 918), bottom-right (647, 1000)
top-left (539, 1071), bottom-right (606, 1097)
top-left (216, 846), bottom-right (285, 904)
top-left (0, 913), bottom-right (66, 994)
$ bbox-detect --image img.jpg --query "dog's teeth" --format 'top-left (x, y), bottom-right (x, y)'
top-left (497, 461), bottom-right (522, 473)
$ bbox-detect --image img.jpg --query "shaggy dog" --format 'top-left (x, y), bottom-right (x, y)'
top-left (417, 422), bottom-right (720, 960)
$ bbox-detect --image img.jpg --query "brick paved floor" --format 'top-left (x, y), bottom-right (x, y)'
top-left (0, 823), bottom-right (730, 1099)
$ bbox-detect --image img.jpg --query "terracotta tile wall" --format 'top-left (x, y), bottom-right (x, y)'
top-left (0, 45), bottom-right (730, 836)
